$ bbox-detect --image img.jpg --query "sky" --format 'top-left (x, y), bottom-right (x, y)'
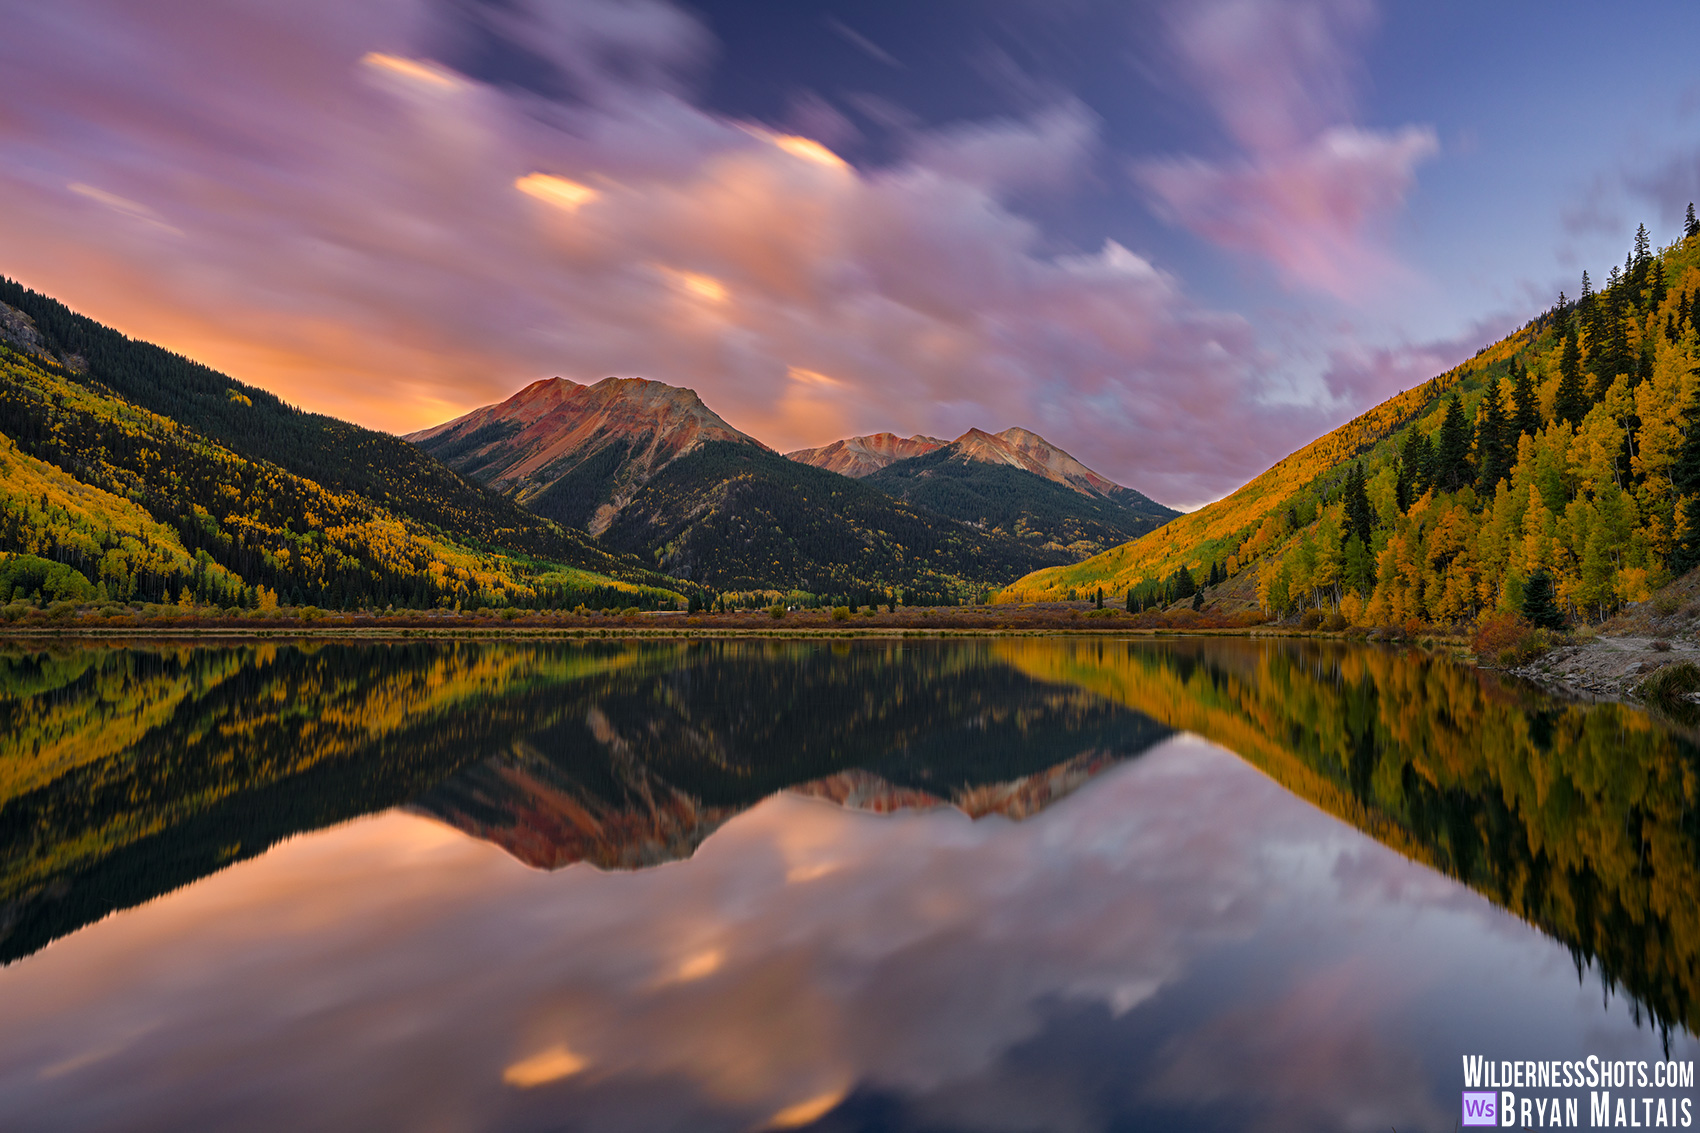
top-left (4, 2), bottom-right (1700, 508)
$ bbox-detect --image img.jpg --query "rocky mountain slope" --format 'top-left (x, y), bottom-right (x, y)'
top-left (785, 432), bottom-right (945, 477)
top-left (597, 440), bottom-right (1067, 595)
top-left (407, 376), bottom-right (767, 534)
top-left (410, 377), bottom-right (1091, 595)
top-left (866, 428), bottom-right (1179, 557)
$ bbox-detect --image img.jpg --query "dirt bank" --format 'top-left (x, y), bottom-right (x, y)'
top-left (1504, 633), bottom-right (1699, 700)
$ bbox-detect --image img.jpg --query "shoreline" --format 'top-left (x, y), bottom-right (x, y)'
top-left (1497, 632), bottom-right (1700, 704)
top-left (5, 619), bottom-right (1677, 712)
top-left (0, 623), bottom-right (1383, 643)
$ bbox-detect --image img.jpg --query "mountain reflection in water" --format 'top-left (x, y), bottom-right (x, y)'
top-left (0, 636), bottom-right (1698, 1131)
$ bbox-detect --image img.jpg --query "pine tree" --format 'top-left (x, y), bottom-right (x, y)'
top-left (1598, 270), bottom-right (1630, 398)
top-left (1631, 223), bottom-right (1652, 295)
top-left (1475, 383), bottom-right (1512, 493)
top-left (1398, 427), bottom-right (1433, 503)
top-left (1433, 395), bottom-right (1474, 492)
top-left (1671, 389), bottom-right (1700, 574)
top-left (1511, 363), bottom-right (1541, 437)
top-left (1554, 330), bottom-right (1588, 427)
top-left (1343, 463), bottom-right (1375, 547)
top-left (1521, 569), bottom-right (1565, 630)
top-left (1173, 564), bottom-right (1195, 599)
top-left (1125, 587), bottom-right (1135, 613)
top-left (1342, 534), bottom-right (1374, 597)
top-left (1551, 291), bottom-right (1571, 340)
top-left (1688, 202), bottom-right (1699, 240)
top-left (1095, 586), bottom-right (1104, 609)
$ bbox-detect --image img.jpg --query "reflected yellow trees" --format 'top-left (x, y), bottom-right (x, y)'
top-left (1001, 637), bottom-right (1700, 1033)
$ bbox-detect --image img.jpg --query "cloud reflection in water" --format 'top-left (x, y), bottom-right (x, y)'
top-left (0, 734), bottom-right (1688, 1133)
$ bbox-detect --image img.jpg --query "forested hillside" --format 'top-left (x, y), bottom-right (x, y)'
top-left (600, 441), bottom-right (1070, 598)
top-left (1004, 213), bottom-right (1700, 626)
top-left (0, 298), bottom-right (682, 610)
top-left (867, 444), bottom-right (1177, 558)
top-left (0, 277), bottom-right (642, 574)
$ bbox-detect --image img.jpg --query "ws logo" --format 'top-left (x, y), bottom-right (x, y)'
top-left (1462, 1091), bottom-right (1497, 1126)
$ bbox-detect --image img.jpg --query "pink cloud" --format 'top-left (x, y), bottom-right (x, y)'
top-left (1140, 0), bottom-right (1436, 303)
top-left (1169, 0), bottom-right (1376, 154)
top-left (1139, 125), bottom-right (1438, 299)
top-left (1317, 314), bottom-right (1521, 407)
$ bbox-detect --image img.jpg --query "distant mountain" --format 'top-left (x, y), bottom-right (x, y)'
top-left (862, 427), bottom-right (1179, 558)
top-left (786, 432), bottom-right (945, 477)
top-left (407, 376), bottom-right (767, 534)
top-left (949, 426), bottom-right (1131, 496)
top-left (410, 378), bottom-right (1073, 594)
top-left (0, 279), bottom-right (680, 609)
top-left (598, 441), bottom-right (1067, 594)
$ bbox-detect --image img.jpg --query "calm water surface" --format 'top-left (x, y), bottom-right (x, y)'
top-left (0, 637), bottom-right (1696, 1131)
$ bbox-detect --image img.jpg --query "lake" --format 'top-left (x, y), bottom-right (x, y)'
top-left (0, 636), bottom-right (1696, 1131)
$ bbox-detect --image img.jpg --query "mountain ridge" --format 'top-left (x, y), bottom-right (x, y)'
top-left (407, 375), bottom-right (768, 535)
top-left (785, 432), bottom-right (946, 477)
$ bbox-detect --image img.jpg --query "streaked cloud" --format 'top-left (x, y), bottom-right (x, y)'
top-left (1141, 0), bottom-right (1436, 304)
top-left (763, 1088), bottom-right (850, 1129)
top-left (361, 52), bottom-right (466, 91)
top-left (660, 267), bottom-right (728, 303)
top-left (1139, 125), bottom-right (1437, 299)
top-left (0, 0), bottom-right (1421, 505)
top-left (770, 134), bottom-right (849, 170)
top-left (502, 1044), bottom-right (588, 1088)
top-left (66, 183), bottom-right (183, 236)
top-left (515, 172), bottom-right (599, 212)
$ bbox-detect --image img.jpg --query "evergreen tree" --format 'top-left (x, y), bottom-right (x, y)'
top-left (1671, 389), bottom-right (1700, 574)
top-left (1510, 363), bottom-right (1541, 438)
top-left (1551, 291), bottom-right (1571, 340)
top-left (1521, 569), bottom-right (1565, 630)
top-left (1598, 271), bottom-right (1630, 398)
top-left (1095, 586), bottom-right (1104, 609)
top-left (1688, 202), bottom-right (1699, 240)
top-left (1173, 564), bottom-right (1196, 599)
top-left (1343, 463), bottom-right (1375, 547)
top-left (1398, 427), bottom-right (1433, 503)
top-left (1433, 395), bottom-right (1475, 492)
top-left (1651, 258), bottom-right (1668, 311)
top-left (1631, 222), bottom-right (1652, 294)
top-left (1342, 534), bottom-right (1374, 597)
top-left (1554, 330), bottom-right (1588, 426)
top-left (1475, 384), bottom-right (1512, 493)
top-left (1125, 587), bottom-right (1135, 613)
